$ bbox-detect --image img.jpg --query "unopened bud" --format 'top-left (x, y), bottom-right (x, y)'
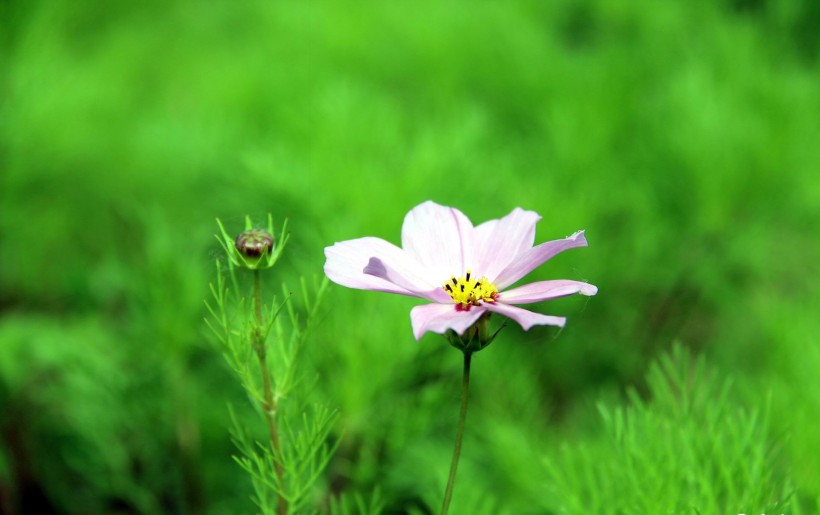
top-left (216, 214), bottom-right (289, 271)
top-left (235, 230), bottom-right (274, 258)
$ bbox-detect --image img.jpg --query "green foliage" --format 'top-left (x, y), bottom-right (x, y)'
top-left (229, 402), bottom-right (338, 515)
top-left (328, 489), bottom-right (385, 515)
top-left (543, 346), bottom-right (794, 514)
top-left (0, 316), bottom-right (186, 513)
top-left (207, 230), bottom-right (339, 514)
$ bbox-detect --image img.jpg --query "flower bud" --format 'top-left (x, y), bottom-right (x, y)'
top-left (235, 230), bottom-right (274, 258)
top-left (216, 214), bottom-right (289, 271)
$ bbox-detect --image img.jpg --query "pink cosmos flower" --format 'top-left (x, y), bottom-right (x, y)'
top-left (324, 201), bottom-right (597, 340)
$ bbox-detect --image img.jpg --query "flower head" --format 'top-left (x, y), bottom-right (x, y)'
top-left (324, 201), bottom-right (597, 340)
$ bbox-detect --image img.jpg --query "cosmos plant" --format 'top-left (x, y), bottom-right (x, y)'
top-left (324, 201), bottom-right (597, 514)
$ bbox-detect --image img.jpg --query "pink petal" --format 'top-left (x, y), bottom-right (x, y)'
top-left (474, 208), bottom-right (541, 283)
top-left (473, 218), bottom-right (497, 246)
top-left (410, 303), bottom-right (487, 340)
top-left (483, 302), bottom-right (566, 330)
top-left (401, 201), bottom-right (476, 281)
top-left (493, 230), bottom-right (589, 289)
top-left (364, 257), bottom-right (452, 303)
top-left (500, 280), bottom-right (598, 304)
top-left (324, 237), bottom-right (433, 298)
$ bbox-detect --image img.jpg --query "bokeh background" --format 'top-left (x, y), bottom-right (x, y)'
top-left (2, 1), bottom-right (819, 513)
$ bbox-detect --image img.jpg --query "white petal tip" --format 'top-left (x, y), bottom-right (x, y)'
top-left (569, 230), bottom-right (588, 246)
top-left (581, 283), bottom-right (598, 296)
top-left (523, 316), bottom-right (566, 331)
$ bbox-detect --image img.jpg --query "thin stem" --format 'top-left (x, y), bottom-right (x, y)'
top-left (441, 351), bottom-right (472, 515)
top-left (252, 269), bottom-right (287, 515)
top-left (253, 268), bottom-right (264, 325)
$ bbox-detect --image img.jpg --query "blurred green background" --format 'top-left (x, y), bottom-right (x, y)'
top-left (2, 0), bottom-right (819, 513)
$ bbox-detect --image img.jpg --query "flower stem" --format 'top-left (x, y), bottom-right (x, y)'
top-left (441, 350), bottom-right (472, 515)
top-left (252, 269), bottom-right (287, 515)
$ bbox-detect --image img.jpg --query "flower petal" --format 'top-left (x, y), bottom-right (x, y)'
top-left (483, 302), bottom-right (566, 330)
top-left (500, 280), bottom-right (598, 304)
top-left (493, 230), bottom-right (589, 289)
top-left (401, 201), bottom-right (475, 281)
top-left (410, 303), bottom-right (487, 340)
top-left (474, 219), bottom-right (497, 246)
top-left (364, 257), bottom-right (452, 303)
top-left (474, 208), bottom-right (541, 282)
top-left (324, 237), bottom-right (432, 298)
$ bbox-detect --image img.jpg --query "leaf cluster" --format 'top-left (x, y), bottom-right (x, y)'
top-left (542, 345), bottom-right (795, 515)
top-left (206, 242), bottom-right (344, 514)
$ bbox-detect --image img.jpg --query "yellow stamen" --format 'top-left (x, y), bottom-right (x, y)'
top-left (442, 270), bottom-right (498, 311)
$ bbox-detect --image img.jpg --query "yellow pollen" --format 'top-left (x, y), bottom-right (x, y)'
top-left (442, 270), bottom-right (498, 311)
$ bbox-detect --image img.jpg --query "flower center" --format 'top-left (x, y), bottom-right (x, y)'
top-left (443, 270), bottom-right (498, 311)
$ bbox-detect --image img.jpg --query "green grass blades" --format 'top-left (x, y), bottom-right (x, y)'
top-left (543, 345), bottom-right (795, 515)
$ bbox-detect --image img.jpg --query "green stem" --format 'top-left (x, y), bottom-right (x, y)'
top-left (441, 351), bottom-right (472, 515)
top-left (252, 270), bottom-right (287, 515)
